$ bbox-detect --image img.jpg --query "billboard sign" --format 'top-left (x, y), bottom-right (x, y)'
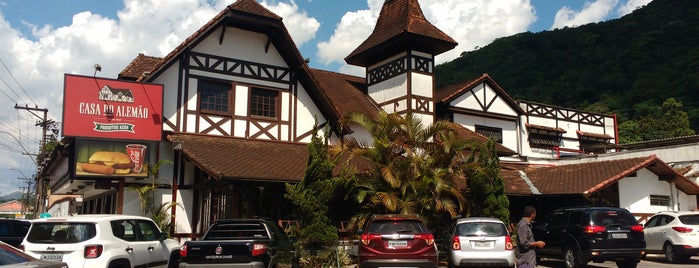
top-left (74, 139), bottom-right (153, 178)
top-left (62, 74), bottom-right (163, 141)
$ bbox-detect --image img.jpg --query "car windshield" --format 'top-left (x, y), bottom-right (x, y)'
top-left (456, 222), bottom-right (507, 237)
top-left (26, 222), bottom-right (96, 244)
top-left (590, 210), bottom-right (637, 226)
top-left (366, 220), bottom-right (427, 234)
top-left (678, 214), bottom-right (699, 225)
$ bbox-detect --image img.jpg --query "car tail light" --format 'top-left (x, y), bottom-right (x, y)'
top-left (414, 233), bottom-right (435, 246)
top-left (631, 224), bottom-right (644, 232)
top-left (361, 234), bottom-right (382, 246)
top-left (179, 244), bottom-right (188, 257)
top-left (252, 243), bottom-right (266, 256)
top-left (583, 225), bottom-right (606, 233)
top-left (672, 226), bottom-right (693, 233)
top-left (84, 245), bottom-right (103, 258)
top-left (505, 236), bottom-right (514, 250)
top-left (451, 236), bottom-right (461, 250)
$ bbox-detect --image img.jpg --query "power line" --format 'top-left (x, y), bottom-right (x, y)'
top-left (0, 57), bottom-right (36, 106)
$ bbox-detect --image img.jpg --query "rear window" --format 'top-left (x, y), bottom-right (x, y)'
top-left (678, 214), bottom-right (699, 225)
top-left (204, 223), bottom-right (269, 240)
top-left (456, 222), bottom-right (507, 237)
top-left (365, 220), bottom-right (428, 234)
top-left (590, 209), bottom-right (637, 226)
top-left (26, 222), bottom-right (96, 244)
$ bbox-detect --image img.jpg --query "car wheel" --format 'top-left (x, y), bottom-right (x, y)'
top-left (664, 242), bottom-right (678, 263)
top-left (108, 259), bottom-right (131, 268)
top-left (615, 258), bottom-right (639, 268)
top-left (167, 251), bottom-right (179, 268)
top-left (564, 246), bottom-right (584, 268)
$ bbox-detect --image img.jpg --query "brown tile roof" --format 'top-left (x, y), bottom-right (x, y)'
top-left (0, 200), bottom-right (23, 213)
top-left (118, 53), bottom-right (162, 81)
top-left (525, 155), bottom-right (699, 196)
top-left (345, 0), bottom-right (457, 66)
top-left (308, 68), bottom-right (378, 119)
top-left (577, 130), bottom-right (614, 139)
top-left (526, 123), bottom-right (566, 133)
top-left (167, 134), bottom-right (308, 182)
top-left (500, 162), bottom-right (539, 196)
top-left (435, 73), bottom-right (524, 114)
top-left (229, 0), bottom-right (282, 20)
top-left (451, 123), bottom-right (517, 156)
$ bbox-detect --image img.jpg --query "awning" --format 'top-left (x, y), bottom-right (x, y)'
top-left (167, 134), bottom-right (308, 182)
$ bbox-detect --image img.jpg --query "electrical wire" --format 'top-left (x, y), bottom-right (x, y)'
top-left (0, 57), bottom-right (36, 106)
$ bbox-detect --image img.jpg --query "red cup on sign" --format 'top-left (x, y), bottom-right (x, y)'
top-left (126, 144), bottom-right (147, 173)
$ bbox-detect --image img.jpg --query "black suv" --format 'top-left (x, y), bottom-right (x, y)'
top-left (0, 218), bottom-right (30, 247)
top-left (532, 207), bottom-right (645, 268)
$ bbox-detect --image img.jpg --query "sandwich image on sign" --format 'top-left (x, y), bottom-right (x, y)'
top-left (80, 151), bottom-right (134, 175)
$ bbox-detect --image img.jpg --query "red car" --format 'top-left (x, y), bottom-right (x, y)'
top-left (358, 214), bottom-right (438, 268)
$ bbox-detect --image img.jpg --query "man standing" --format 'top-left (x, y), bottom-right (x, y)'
top-left (517, 206), bottom-right (545, 268)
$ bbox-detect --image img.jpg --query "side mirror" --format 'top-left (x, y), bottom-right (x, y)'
top-left (159, 232), bottom-right (169, 241)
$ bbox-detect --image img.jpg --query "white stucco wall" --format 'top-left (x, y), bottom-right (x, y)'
top-left (193, 27), bottom-right (287, 67)
top-left (453, 113), bottom-right (518, 153)
top-left (619, 168), bottom-right (697, 214)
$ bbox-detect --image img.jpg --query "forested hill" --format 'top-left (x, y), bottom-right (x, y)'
top-left (435, 0), bottom-right (699, 139)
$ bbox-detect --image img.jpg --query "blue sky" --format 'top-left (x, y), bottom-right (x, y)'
top-left (0, 0), bottom-right (651, 197)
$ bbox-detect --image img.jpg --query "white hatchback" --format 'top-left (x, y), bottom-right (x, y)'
top-left (644, 211), bottom-right (699, 263)
top-left (21, 214), bottom-right (180, 268)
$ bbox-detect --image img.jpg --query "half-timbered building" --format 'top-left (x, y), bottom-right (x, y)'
top-left (38, 0), bottom-right (699, 240)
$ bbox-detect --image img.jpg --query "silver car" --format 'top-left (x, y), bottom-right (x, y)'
top-left (447, 217), bottom-right (515, 268)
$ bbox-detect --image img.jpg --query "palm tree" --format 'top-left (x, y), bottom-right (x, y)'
top-left (340, 111), bottom-right (473, 227)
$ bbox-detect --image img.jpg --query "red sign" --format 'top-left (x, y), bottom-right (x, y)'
top-left (62, 74), bottom-right (163, 141)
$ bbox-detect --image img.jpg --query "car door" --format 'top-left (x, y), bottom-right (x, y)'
top-left (114, 220), bottom-right (151, 266)
top-left (135, 219), bottom-right (169, 266)
top-left (534, 210), bottom-right (566, 256)
top-left (644, 215), bottom-right (663, 251)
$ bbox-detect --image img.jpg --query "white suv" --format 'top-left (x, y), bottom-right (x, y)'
top-left (644, 211), bottom-right (699, 263)
top-left (21, 214), bottom-right (180, 268)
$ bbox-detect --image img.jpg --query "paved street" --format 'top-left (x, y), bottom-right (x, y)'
top-left (536, 254), bottom-right (699, 268)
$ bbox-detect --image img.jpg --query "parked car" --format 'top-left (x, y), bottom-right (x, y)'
top-left (357, 214), bottom-right (438, 268)
top-left (644, 211), bottom-right (699, 263)
top-left (0, 218), bottom-right (30, 247)
top-left (178, 218), bottom-right (298, 268)
top-left (21, 214), bottom-right (180, 268)
top-left (0, 240), bottom-right (68, 267)
top-left (532, 206), bottom-right (645, 268)
top-left (446, 217), bottom-right (514, 268)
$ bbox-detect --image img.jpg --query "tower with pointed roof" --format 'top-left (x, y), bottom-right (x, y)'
top-left (345, 0), bottom-right (457, 124)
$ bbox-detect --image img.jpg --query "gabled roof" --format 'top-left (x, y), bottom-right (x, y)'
top-left (0, 200), bottom-right (24, 213)
top-left (345, 0), bottom-right (457, 66)
top-left (435, 73), bottom-right (524, 114)
top-left (168, 134), bottom-right (308, 182)
top-left (145, 0), bottom-right (306, 82)
top-left (506, 155), bottom-right (699, 196)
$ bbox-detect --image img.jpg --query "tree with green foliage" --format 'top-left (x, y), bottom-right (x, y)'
top-left (465, 140), bottom-right (510, 225)
top-left (129, 159), bottom-right (179, 234)
top-left (285, 125), bottom-right (341, 249)
top-left (340, 111), bottom-right (470, 230)
top-left (619, 98), bottom-right (695, 143)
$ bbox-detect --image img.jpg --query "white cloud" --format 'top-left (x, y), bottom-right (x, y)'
top-left (316, 0), bottom-right (537, 72)
top-left (261, 0), bottom-right (320, 47)
top-left (617, 0), bottom-right (652, 16)
top-left (551, 0), bottom-right (618, 30)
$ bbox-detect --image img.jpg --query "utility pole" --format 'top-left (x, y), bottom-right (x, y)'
top-left (14, 104), bottom-right (57, 217)
top-left (17, 177), bottom-right (32, 218)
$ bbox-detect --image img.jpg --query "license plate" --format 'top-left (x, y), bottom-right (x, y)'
top-left (474, 241), bottom-right (492, 248)
top-left (41, 253), bottom-right (63, 261)
top-left (611, 233), bottom-right (627, 239)
top-left (388, 240), bottom-right (408, 248)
